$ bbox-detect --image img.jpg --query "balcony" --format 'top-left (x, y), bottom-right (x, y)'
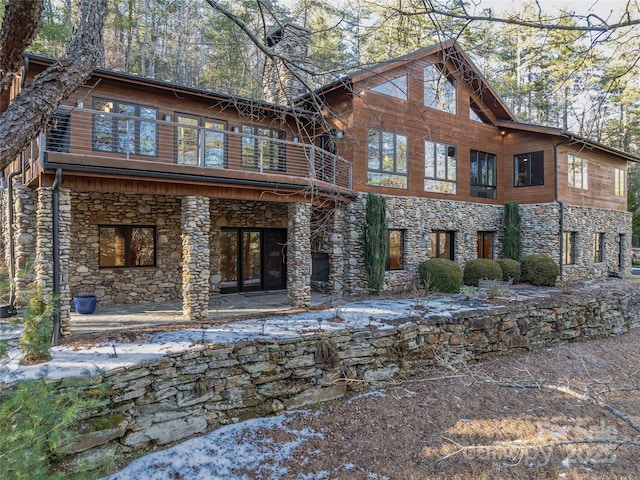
top-left (22, 106), bottom-right (352, 193)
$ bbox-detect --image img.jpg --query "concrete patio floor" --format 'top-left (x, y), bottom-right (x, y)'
top-left (69, 290), bottom-right (334, 335)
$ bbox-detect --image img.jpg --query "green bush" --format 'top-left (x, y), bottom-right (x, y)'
top-left (497, 258), bottom-right (521, 282)
top-left (521, 254), bottom-right (559, 286)
top-left (462, 259), bottom-right (503, 287)
top-left (418, 258), bottom-right (462, 293)
top-left (19, 289), bottom-right (56, 364)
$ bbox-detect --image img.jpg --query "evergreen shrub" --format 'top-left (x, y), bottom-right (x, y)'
top-left (418, 258), bottom-right (462, 293)
top-left (521, 254), bottom-right (559, 286)
top-left (19, 288), bottom-right (56, 364)
top-left (462, 259), bottom-right (503, 287)
top-left (497, 258), bottom-right (521, 282)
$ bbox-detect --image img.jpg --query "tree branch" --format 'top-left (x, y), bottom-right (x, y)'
top-left (0, 0), bottom-right (108, 170)
top-left (0, 0), bottom-right (44, 92)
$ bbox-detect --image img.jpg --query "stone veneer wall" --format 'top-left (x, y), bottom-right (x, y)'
top-left (561, 206), bottom-right (631, 283)
top-left (57, 286), bottom-right (640, 471)
top-left (69, 192), bottom-right (182, 306)
top-left (519, 203), bottom-right (561, 260)
top-left (208, 200), bottom-right (288, 291)
top-left (343, 193), bottom-right (504, 294)
top-left (287, 202), bottom-right (312, 306)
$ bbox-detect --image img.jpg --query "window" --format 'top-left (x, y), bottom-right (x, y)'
top-left (425, 140), bottom-right (457, 194)
top-left (469, 98), bottom-right (491, 124)
top-left (615, 168), bottom-right (626, 197)
top-left (367, 128), bottom-right (408, 188)
top-left (563, 231), bottom-right (576, 265)
top-left (568, 154), bottom-right (588, 190)
top-left (470, 150), bottom-right (497, 198)
top-left (593, 232), bottom-right (604, 263)
top-left (424, 64), bottom-right (456, 114)
top-left (176, 114), bottom-right (226, 168)
top-left (99, 226), bottom-right (156, 268)
top-left (514, 151), bottom-right (544, 186)
top-left (92, 98), bottom-right (157, 156)
top-left (370, 76), bottom-right (408, 100)
top-left (430, 231), bottom-right (455, 260)
top-left (241, 125), bottom-right (286, 171)
top-left (386, 230), bottom-right (405, 270)
top-left (477, 231), bottom-right (494, 259)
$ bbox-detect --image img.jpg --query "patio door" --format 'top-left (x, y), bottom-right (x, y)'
top-left (219, 228), bottom-right (286, 293)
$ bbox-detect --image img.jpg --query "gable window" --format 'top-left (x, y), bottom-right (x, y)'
top-left (370, 76), bottom-right (408, 100)
top-left (470, 150), bottom-right (497, 198)
top-left (469, 98), bottom-right (492, 124)
top-left (514, 151), bottom-right (544, 186)
top-left (424, 64), bottom-right (456, 114)
top-left (93, 98), bottom-right (158, 156)
top-left (386, 229), bottom-right (405, 270)
top-left (593, 232), bottom-right (604, 263)
top-left (615, 168), bottom-right (626, 197)
top-left (425, 140), bottom-right (457, 194)
top-left (562, 231), bottom-right (576, 265)
top-left (568, 154), bottom-right (588, 190)
top-left (176, 114), bottom-right (226, 168)
top-left (477, 231), bottom-right (494, 259)
top-left (367, 128), bottom-right (408, 189)
top-left (241, 125), bottom-right (286, 171)
top-left (99, 225), bottom-right (156, 268)
top-left (430, 231), bottom-right (455, 260)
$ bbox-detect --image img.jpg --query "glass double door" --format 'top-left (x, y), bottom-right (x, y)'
top-left (219, 228), bottom-right (286, 293)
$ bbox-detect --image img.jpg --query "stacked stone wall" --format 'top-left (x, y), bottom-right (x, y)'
top-left (69, 192), bottom-right (182, 306)
top-left (55, 285), bottom-right (640, 471)
top-left (181, 196), bottom-right (210, 321)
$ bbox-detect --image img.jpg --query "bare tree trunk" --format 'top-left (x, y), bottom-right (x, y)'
top-left (0, 0), bottom-right (44, 92)
top-left (0, 0), bottom-right (108, 170)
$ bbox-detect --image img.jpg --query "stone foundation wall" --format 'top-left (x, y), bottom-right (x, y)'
top-left (59, 286), bottom-right (640, 471)
top-left (69, 192), bottom-right (182, 306)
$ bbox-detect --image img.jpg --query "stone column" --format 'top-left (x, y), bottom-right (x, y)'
top-left (328, 206), bottom-right (345, 295)
top-left (181, 196), bottom-right (210, 320)
top-left (287, 202), bottom-right (311, 307)
top-left (35, 187), bottom-right (71, 336)
top-left (13, 180), bottom-right (37, 302)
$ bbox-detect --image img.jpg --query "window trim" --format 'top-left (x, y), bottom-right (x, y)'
top-left (175, 113), bottom-right (227, 168)
top-left (425, 140), bottom-right (457, 194)
top-left (568, 153), bottom-right (588, 190)
top-left (514, 151), bottom-right (544, 187)
top-left (470, 150), bottom-right (497, 199)
top-left (367, 128), bottom-right (408, 189)
top-left (92, 98), bottom-right (158, 157)
top-left (99, 225), bottom-right (157, 269)
top-left (562, 231), bottom-right (576, 265)
top-left (386, 229), bottom-right (405, 271)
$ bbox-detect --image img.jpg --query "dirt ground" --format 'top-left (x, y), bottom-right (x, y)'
top-left (243, 328), bottom-right (640, 479)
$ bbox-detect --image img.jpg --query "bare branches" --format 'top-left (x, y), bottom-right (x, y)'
top-left (0, 0), bottom-right (44, 92)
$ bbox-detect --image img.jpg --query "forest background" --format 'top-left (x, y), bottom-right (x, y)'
top-left (11, 0), bottom-right (640, 240)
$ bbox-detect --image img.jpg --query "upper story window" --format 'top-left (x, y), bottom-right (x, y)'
top-left (176, 114), bottom-right (226, 168)
top-left (568, 154), bottom-right (588, 190)
top-left (370, 75), bottom-right (408, 100)
top-left (469, 98), bottom-right (492, 124)
top-left (386, 229), bottom-right (405, 270)
top-left (514, 151), bottom-right (544, 187)
top-left (470, 150), bottom-right (497, 199)
top-left (93, 98), bottom-right (158, 157)
top-left (424, 64), bottom-right (456, 114)
top-left (425, 140), bottom-right (457, 194)
top-left (615, 168), bottom-right (626, 197)
top-left (99, 225), bottom-right (156, 268)
top-left (367, 128), bottom-right (408, 189)
top-left (241, 125), bottom-right (286, 171)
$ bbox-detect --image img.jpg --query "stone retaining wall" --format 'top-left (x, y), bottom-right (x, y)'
top-left (60, 285), bottom-right (640, 470)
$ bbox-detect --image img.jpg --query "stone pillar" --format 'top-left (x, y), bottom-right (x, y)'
top-left (328, 206), bottom-right (345, 295)
top-left (181, 196), bottom-right (210, 320)
top-left (13, 180), bottom-right (37, 302)
top-left (57, 189), bottom-right (72, 336)
top-left (287, 202), bottom-right (311, 307)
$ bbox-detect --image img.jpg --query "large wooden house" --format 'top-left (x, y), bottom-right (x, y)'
top-left (1, 27), bottom-right (636, 337)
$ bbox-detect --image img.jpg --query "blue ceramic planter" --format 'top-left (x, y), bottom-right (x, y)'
top-left (74, 294), bottom-right (97, 314)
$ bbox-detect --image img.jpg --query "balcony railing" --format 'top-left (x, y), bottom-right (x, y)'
top-left (30, 106), bottom-right (352, 190)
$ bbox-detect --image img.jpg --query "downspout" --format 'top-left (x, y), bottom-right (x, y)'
top-left (554, 135), bottom-right (574, 280)
top-left (51, 168), bottom-right (62, 345)
top-left (7, 154), bottom-right (24, 311)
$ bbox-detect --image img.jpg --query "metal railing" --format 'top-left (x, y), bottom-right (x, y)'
top-left (36, 106), bottom-right (352, 190)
